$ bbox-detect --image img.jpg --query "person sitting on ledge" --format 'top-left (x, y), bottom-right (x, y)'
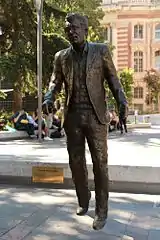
top-left (33, 108), bottom-right (46, 138)
top-left (9, 108), bottom-right (35, 138)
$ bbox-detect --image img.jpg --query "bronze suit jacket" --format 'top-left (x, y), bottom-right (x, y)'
top-left (45, 42), bottom-right (127, 125)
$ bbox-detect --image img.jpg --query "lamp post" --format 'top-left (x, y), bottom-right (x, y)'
top-left (0, 26), bottom-right (2, 55)
top-left (34, 0), bottom-right (44, 141)
top-left (0, 26), bottom-right (2, 87)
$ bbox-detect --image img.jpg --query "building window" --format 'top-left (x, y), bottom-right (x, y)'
top-left (155, 24), bottom-right (160, 40)
top-left (134, 104), bottom-right (143, 113)
top-left (134, 24), bottom-right (143, 39)
top-left (134, 87), bottom-right (143, 99)
top-left (134, 51), bottom-right (143, 72)
top-left (155, 51), bottom-right (160, 70)
top-left (103, 26), bottom-right (112, 43)
top-left (104, 27), bottom-right (109, 41)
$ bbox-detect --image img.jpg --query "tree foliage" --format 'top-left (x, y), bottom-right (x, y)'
top-left (144, 69), bottom-right (160, 111)
top-left (118, 68), bottom-right (134, 103)
top-left (0, 90), bottom-right (6, 99)
top-left (46, 0), bottom-right (105, 41)
top-left (0, 0), bottom-right (68, 110)
top-left (0, 0), bottom-right (106, 111)
top-left (105, 68), bottom-right (134, 110)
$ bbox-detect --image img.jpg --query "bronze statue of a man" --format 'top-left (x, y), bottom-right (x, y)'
top-left (43, 13), bottom-right (127, 230)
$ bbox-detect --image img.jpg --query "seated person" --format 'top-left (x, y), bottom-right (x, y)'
top-left (42, 101), bottom-right (64, 139)
top-left (9, 109), bottom-right (35, 137)
top-left (33, 108), bottom-right (46, 130)
top-left (51, 107), bottom-right (62, 131)
top-left (49, 107), bottom-right (65, 138)
top-left (109, 110), bottom-right (119, 132)
top-left (0, 118), bottom-right (7, 131)
top-left (32, 108), bottom-right (47, 138)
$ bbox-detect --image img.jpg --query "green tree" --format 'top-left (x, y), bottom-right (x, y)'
top-left (0, 0), bottom-right (106, 111)
top-left (0, 0), bottom-right (68, 111)
top-left (47, 0), bottom-right (105, 41)
top-left (105, 68), bottom-right (134, 110)
top-left (144, 69), bottom-right (160, 112)
top-left (118, 68), bottom-right (134, 103)
top-left (0, 90), bottom-right (6, 99)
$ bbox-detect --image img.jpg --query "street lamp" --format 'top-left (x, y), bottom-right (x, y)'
top-left (34, 0), bottom-right (44, 141)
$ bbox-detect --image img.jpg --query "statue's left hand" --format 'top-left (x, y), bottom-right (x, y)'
top-left (119, 103), bottom-right (128, 120)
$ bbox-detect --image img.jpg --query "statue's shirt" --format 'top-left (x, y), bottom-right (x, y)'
top-left (69, 43), bottom-right (93, 111)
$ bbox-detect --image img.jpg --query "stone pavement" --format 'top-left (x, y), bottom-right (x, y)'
top-left (0, 186), bottom-right (160, 240)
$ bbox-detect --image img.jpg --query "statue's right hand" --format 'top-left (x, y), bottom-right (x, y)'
top-left (42, 89), bottom-right (55, 114)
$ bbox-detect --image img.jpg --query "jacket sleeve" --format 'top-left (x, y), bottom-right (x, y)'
top-left (44, 51), bottom-right (64, 103)
top-left (102, 45), bottom-right (127, 107)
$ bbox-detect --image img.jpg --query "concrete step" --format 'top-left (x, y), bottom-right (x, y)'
top-left (0, 129), bottom-right (56, 140)
top-left (0, 122), bottom-right (151, 140)
top-left (0, 127), bottom-right (160, 194)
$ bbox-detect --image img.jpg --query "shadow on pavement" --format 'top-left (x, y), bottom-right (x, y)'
top-left (0, 185), bottom-right (156, 240)
top-left (0, 138), bottom-right (66, 149)
top-left (108, 127), bottom-right (160, 148)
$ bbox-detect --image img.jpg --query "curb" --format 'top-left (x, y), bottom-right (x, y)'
top-left (0, 175), bottom-right (160, 195)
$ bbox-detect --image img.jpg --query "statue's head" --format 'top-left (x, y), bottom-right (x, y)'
top-left (65, 13), bottom-right (88, 46)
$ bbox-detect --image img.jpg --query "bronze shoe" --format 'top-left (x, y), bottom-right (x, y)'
top-left (76, 191), bottom-right (91, 216)
top-left (92, 215), bottom-right (107, 230)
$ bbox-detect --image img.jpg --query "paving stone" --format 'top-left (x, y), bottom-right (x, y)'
top-left (0, 219), bottom-right (22, 232)
top-left (125, 226), bottom-right (148, 240)
top-left (148, 230), bottom-right (160, 240)
top-left (24, 235), bottom-right (122, 240)
top-left (1, 188), bottom-right (160, 240)
top-left (109, 201), bottom-right (153, 214)
top-left (121, 236), bottom-right (134, 240)
top-left (128, 213), bottom-right (154, 230)
top-left (0, 229), bottom-right (10, 238)
top-left (23, 210), bottom-right (122, 240)
top-left (149, 217), bottom-right (160, 230)
top-left (24, 228), bottom-right (122, 240)
top-left (101, 218), bottom-right (127, 237)
top-left (0, 210), bottom-right (50, 240)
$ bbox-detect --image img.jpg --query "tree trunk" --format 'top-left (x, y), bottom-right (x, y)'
top-left (13, 90), bottom-right (23, 112)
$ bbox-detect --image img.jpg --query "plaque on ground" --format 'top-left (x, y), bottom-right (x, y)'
top-left (32, 166), bottom-right (64, 183)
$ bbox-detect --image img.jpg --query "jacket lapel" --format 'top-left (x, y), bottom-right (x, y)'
top-left (64, 46), bottom-right (73, 93)
top-left (64, 43), bottom-right (97, 97)
top-left (86, 43), bottom-right (97, 76)
top-left (63, 46), bottom-right (73, 105)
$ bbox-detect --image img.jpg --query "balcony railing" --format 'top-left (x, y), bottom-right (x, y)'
top-left (102, 0), bottom-right (160, 6)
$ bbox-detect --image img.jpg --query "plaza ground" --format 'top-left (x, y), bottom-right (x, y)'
top-left (0, 126), bottom-right (160, 193)
top-left (0, 127), bottom-right (160, 239)
top-left (0, 186), bottom-right (160, 240)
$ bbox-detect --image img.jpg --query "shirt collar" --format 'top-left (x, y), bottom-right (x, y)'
top-left (71, 41), bottom-right (88, 54)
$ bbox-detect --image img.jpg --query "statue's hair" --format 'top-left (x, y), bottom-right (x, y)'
top-left (65, 13), bottom-right (88, 30)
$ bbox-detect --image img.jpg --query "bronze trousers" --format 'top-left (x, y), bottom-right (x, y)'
top-left (64, 109), bottom-right (109, 217)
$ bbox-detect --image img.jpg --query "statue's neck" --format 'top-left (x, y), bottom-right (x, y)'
top-left (72, 41), bottom-right (86, 53)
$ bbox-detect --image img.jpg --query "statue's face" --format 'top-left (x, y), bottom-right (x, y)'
top-left (65, 18), bottom-right (87, 46)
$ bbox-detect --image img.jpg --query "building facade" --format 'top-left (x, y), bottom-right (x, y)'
top-left (101, 0), bottom-right (160, 113)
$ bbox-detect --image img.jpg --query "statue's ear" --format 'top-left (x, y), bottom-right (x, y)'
top-left (84, 15), bottom-right (88, 19)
